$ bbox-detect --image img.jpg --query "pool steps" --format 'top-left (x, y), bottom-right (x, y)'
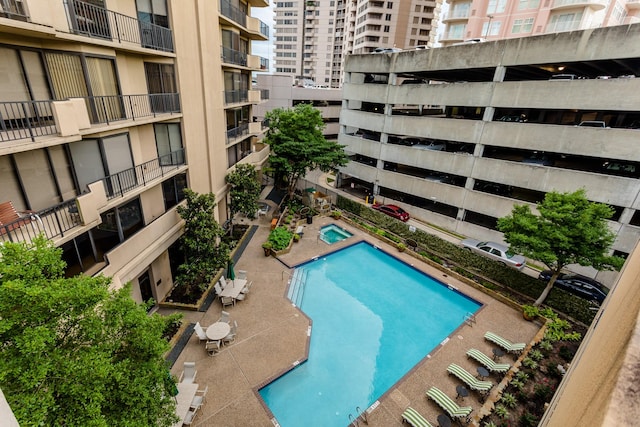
top-left (287, 268), bottom-right (309, 307)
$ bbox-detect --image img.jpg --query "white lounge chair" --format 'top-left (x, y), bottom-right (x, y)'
top-left (190, 385), bottom-right (208, 410)
top-left (182, 405), bottom-right (199, 426)
top-left (179, 362), bottom-right (197, 384)
top-left (193, 322), bottom-right (208, 342)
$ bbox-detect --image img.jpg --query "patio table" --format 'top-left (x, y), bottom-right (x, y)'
top-left (219, 279), bottom-right (247, 300)
top-left (206, 322), bottom-right (231, 341)
top-left (172, 382), bottom-right (198, 427)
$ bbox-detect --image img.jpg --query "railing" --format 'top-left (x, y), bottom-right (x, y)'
top-left (260, 20), bottom-right (269, 38)
top-left (260, 89), bottom-right (270, 100)
top-left (221, 45), bottom-right (248, 66)
top-left (98, 148), bottom-right (186, 200)
top-left (0, 0), bottom-right (29, 21)
top-left (0, 100), bottom-right (57, 142)
top-left (219, 0), bottom-right (247, 27)
top-left (260, 56), bottom-right (269, 70)
top-left (0, 199), bottom-right (81, 243)
top-left (447, 9), bottom-right (470, 19)
top-left (64, 0), bottom-right (174, 52)
top-left (224, 90), bottom-right (249, 104)
top-left (83, 93), bottom-right (180, 125)
top-left (546, 18), bottom-right (582, 32)
top-left (226, 123), bottom-right (249, 143)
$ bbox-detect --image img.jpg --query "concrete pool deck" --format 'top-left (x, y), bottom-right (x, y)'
top-left (162, 213), bottom-right (542, 427)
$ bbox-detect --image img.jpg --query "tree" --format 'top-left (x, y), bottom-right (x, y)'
top-left (263, 103), bottom-right (348, 198)
top-left (225, 163), bottom-right (261, 234)
top-left (176, 189), bottom-right (229, 296)
top-left (0, 237), bottom-right (179, 426)
top-left (497, 189), bottom-right (625, 306)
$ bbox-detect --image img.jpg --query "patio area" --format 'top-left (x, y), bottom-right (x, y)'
top-left (161, 212), bottom-right (542, 427)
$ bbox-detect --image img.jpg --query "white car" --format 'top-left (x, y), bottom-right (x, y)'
top-left (460, 239), bottom-right (526, 270)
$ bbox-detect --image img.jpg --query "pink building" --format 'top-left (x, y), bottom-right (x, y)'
top-left (440, 0), bottom-right (640, 45)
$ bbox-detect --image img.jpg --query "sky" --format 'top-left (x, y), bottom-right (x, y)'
top-left (251, 4), bottom-right (275, 73)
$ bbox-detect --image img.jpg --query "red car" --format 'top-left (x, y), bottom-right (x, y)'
top-left (372, 204), bottom-right (410, 222)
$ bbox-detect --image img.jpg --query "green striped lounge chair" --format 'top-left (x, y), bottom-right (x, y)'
top-left (447, 363), bottom-right (493, 396)
top-left (426, 386), bottom-right (473, 422)
top-left (401, 407), bottom-right (433, 427)
top-left (466, 349), bottom-right (511, 374)
top-left (484, 332), bottom-right (526, 356)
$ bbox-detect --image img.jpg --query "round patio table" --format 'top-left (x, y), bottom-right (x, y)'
top-left (477, 366), bottom-right (490, 380)
top-left (437, 414), bottom-right (452, 427)
top-left (206, 322), bottom-right (231, 341)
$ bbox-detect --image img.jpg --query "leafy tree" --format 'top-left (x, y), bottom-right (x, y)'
top-left (263, 103), bottom-right (348, 198)
top-left (225, 163), bottom-right (261, 234)
top-left (176, 189), bottom-right (229, 296)
top-left (0, 237), bottom-right (178, 427)
top-left (497, 189), bottom-right (624, 306)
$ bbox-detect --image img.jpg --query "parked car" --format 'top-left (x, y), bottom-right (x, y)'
top-left (538, 270), bottom-right (608, 304)
top-left (371, 47), bottom-right (402, 54)
top-left (577, 120), bottom-right (607, 128)
top-left (460, 239), bottom-right (526, 270)
top-left (372, 204), bottom-right (410, 222)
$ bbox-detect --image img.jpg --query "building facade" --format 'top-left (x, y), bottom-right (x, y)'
top-left (273, 0), bottom-right (442, 88)
top-left (338, 24), bottom-right (640, 284)
top-left (0, 0), bottom-right (269, 304)
top-left (441, 0), bottom-right (640, 46)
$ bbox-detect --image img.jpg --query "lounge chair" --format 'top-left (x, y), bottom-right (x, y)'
top-left (190, 385), bottom-right (208, 410)
top-left (182, 405), bottom-right (199, 426)
top-left (447, 363), bottom-right (493, 399)
top-left (193, 322), bottom-right (208, 342)
top-left (466, 349), bottom-right (511, 374)
top-left (401, 406), bottom-right (433, 427)
top-left (179, 362), bottom-right (197, 383)
top-left (426, 386), bottom-right (473, 422)
top-left (484, 332), bottom-right (526, 357)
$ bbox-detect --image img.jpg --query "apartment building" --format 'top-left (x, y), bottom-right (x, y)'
top-left (274, 0), bottom-right (442, 88)
top-left (253, 73), bottom-right (342, 139)
top-left (339, 24), bottom-right (640, 284)
top-left (0, 0), bottom-right (269, 305)
top-left (441, 0), bottom-right (640, 45)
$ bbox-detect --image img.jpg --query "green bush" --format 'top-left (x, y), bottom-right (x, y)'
top-left (519, 412), bottom-right (538, 427)
top-left (267, 227), bottom-right (293, 251)
top-left (501, 392), bottom-right (517, 409)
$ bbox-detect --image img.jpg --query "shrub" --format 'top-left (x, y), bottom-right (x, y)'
top-left (267, 227), bottom-right (293, 250)
top-left (494, 404), bottom-right (510, 419)
top-left (483, 421), bottom-right (498, 427)
top-left (509, 379), bottom-right (524, 392)
top-left (519, 412), bottom-right (538, 427)
top-left (522, 357), bottom-right (539, 370)
top-left (501, 392), bottom-right (517, 409)
top-left (534, 382), bottom-right (553, 401)
top-left (515, 371), bottom-right (530, 382)
top-left (559, 345), bottom-right (576, 361)
top-left (529, 349), bottom-right (544, 362)
top-left (538, 340), bottom-right (553, 352)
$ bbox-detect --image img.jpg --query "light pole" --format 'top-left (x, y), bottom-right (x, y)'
top-left (485, 15), bottom-right (494, 38)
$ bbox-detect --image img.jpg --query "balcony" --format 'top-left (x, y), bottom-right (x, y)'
top-left (545, 18), bottom-right (582, 33)
top-left (0, 100), bottom-right (57, 142)
top-left (82, 93), bottom-right (181, 125)
top-left (226, 123), bottom-right (250, 144)
top-left (224, 90), bottom-right (249, 105)
top-left (551, 0), bottom-right (606, 10)
top-left (443, 9), bottom-right (470, 21)
top-left (220, 0), bottom-right (247, 27)
top-left (221, 45), bottom-right (248, 66)
top-left (0, 149), bottom-right (186, 245)
top-left (0, 0), bottom-right (29, 21)
top-left (64, 0), bottom-right (174, 52)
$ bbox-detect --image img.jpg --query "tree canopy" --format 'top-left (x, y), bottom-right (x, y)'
top-left (176, 189), bottom-right (229, 296)
top-left (497, 189), bottom-right (625, 305)
top-left (0, 237), bottom-right (179, 426)
top-left (225, 163), bottom-right (261, 231)
top-left (263, 103), bottom-right (348, 197)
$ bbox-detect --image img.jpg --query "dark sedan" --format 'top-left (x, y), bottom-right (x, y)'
top-left (538, 271), bottom-right (608, 304)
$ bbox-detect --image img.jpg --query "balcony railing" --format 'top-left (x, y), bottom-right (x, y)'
top-left (83, 93), bottom-right (180, 125)
top-left (260, 21), bottom-right (269, 38)
top-left (0, 0), bottom-right (29, 21)
top-left (546, 18), bottom-right (582, 33)
top-left (220, 0), bottom-right (247, 27)
top-left (221, 46), bottom-right (248, 66)
top-left (226, 123), bottom-right (249, 143)
top-left (224, 90), bottom-right (249, 104)
top-left (0, 100), bottom-right (57, 142)
top-left (260, 89), bottom-right (270, 100)
top-left (64, 0), bottom-right (174, 52)
top-left (260, 56), bottom-right (269, 70)
top-left (99, 148), bottom-right (186, 200)
top-left (0, 199), bottom-right (81, 243)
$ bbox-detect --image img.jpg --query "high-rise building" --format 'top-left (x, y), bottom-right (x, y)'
top-left (274, 0), bottom-right (443, 88)
top-left (339, 24), bottom-right (640, 284)
top-left (0, 0), bottom-right (269, 304)
top-left (441, 0), bottom-right (640, 46)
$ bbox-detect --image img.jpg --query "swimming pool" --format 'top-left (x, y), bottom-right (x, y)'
top-left (260, 242), bottom-right (481, 427)
top-left (319, 224), bottom-right (353, 244)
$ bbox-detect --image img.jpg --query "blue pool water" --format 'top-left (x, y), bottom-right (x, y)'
top-left (319, 224), bottom-right (353, 244)
top-left (259, 242), bottom-right (481, 427)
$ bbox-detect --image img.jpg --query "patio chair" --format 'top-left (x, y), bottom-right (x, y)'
top-left (426, 386), bottom-right (473, 422)
top-left (179, 362), bottom-right (197, 383)
top-left (221, 296), bottom-right (235, 308)
top-left (218, 277), bottom-right (227, 290)
top-left (182, 405), bottom-right (199, 426)
top-left (222, 320), bottom-right (238, 345)
top-left (193, 322), bottom-right (208, 342)
top-left (447, 363), bottom-right (493, 399)
top-left (0, 200), bottom-right (42, 235)
top-left (218, 311), bottom-right (230, 324)
top-left (484, 332), bottom-right (526, 357)
top-left (241, 281), bottom-right (253, 294)
top-left (466, 349), bottom-right (511, 374)
top-left (214, 282), bottom-right (223, 295)
top-left (190, 385), bottom-right (208, 410)
top-left (237, 270), bottom-right (247, 280)
top-left (401, 406), bottom-right (433, 427)
top-left (206, 340), bottom-right (221, 356)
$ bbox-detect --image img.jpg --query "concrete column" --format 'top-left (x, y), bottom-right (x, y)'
top-left (493, 66), bottom-right (506, 82)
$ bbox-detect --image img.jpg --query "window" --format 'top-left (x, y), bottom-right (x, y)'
top-left (518, 0), bottom-right (540, 9)
top-left (97, 198), bottom-right (144, 248)
top-left (482, 20), bottom-right (501, 36)
top-left (384, 25), bottom-right (390, 32)
top-left (0, 47), bottom-right (51, 102)
top-left (155, 123), bottom-right (184, 165)
top-left (385, 13), bottom-right (391, 21)
top-left (547, 12), bottom-right (582, 32)
top-left (387, 1), bottom-right (393, 8)
top-left (486, 0), bottom-right (507, 13)
top-left (162, 173), bottom-right (187, 210)
top-left (446, 23), bottom-right (466, 39)
top-left (136, 0), bottom-right (169, 28)
top-left (144, 62), bottom-right (177, 112)
top-left (611, 2), bottom-right (627, 25)
top-left (512, 18), bottom-right (534, 33)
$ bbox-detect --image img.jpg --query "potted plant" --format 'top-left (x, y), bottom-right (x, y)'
top-left (396, 242), bottom-right (407, 252)
top-left (293, 233), bottom-right (301, 243)
top-left (331, 210), bottom-right (342, 219)
top-left (522, 304), bottom-right (540, 321)
top-left (262, 241), bottom-right (273, 257)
